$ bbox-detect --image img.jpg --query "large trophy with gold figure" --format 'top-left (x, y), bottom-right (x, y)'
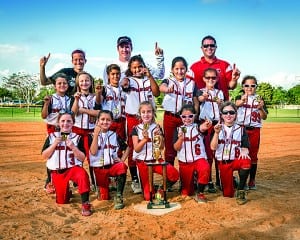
top-left (146, 124), bottom-right (170, 209)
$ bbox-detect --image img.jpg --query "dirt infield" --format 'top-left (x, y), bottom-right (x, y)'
top-left (0, 122), bottom-right (299, 240)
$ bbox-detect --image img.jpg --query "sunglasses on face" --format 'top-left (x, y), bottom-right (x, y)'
top-left (180, 114), bottom-right (194, 119)
top-left (202, 44), bottom-right (216, 48)
top-left (222, 110), bottom-right (236, 115)
top-left (59, 109), bottom-right (74, 115)
top-left (243, 84), bottom-right (257, 88)
top-left (205, 76), bottom-right (217, 80)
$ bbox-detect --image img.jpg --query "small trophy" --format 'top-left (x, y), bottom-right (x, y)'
top-left (99, 154), bottom-right (104, 167)
top-left (143, 123), bottom-right (149, 131)
top-left (255, 95), bottom-right (262, 102)
top-left (61, 133), bottom-right (68, 141)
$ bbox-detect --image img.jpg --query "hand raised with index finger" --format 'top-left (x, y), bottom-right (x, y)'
top-left (154, 42), bottom-right (163, 55)
top-left (232, 63), bottom-right (241, 81)
top-left (40, 53), bottom-right (51, 67)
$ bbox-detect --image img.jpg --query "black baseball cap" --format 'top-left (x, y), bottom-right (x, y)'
top-left (117, 36), bottom-right (132, 47)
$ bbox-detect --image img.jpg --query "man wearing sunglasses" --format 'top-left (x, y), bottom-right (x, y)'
top-left (189, 35), bottom-right (241, 101)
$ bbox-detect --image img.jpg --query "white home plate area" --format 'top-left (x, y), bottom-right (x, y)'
top-left (133, 202), bottom-right (181, 216)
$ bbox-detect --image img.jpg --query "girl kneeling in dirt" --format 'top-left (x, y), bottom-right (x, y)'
top-left (210, 101), bottom-right (251, 205)
top-left (41, 112), bottom-right (92, 216)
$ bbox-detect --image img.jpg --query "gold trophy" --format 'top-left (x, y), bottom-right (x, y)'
top-left (146, 125), bottom-right (170, 209)
top-left (153, 134), bottom-right (162, 164)
top-left (255, 95), bottom-right (262, 102)
top-left (61, 133), bottom-right (68, 141)
top-left (143, 123), bottom-right (149, 131)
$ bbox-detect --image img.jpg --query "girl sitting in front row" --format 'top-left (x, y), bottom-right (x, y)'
top-left (89, 110), bottom-right (129, 210)
top-left (173, 104), bottom-right (211, 203)
top-left (41, 112), bottom-right (92, 216)
top-left (210, 101), bottom-right (251, 205)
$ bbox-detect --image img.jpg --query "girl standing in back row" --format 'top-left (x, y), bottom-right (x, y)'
top-left (159, 56), bottom-right (199, 166)
top-left (235, 75), bottom-right (268, 190)
top-left (121, 55), bottom-right (160, 194)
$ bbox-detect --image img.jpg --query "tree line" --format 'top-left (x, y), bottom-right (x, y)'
top-left (0, 72), bottom-right (299, 106)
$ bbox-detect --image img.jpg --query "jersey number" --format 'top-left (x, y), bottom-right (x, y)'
top-left (251, 111), bottom-right (261, 123)
top-left (195, 144), bottom-right (201, 155)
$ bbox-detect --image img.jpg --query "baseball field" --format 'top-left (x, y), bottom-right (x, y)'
top-left (0, 121), bottom-right (299, 240)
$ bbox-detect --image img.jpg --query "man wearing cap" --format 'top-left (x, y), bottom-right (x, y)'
top-left (102, 36), bottom-right (165, 86)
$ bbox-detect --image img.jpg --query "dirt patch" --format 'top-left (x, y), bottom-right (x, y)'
top-left (0, 122), bottom-right (299, 240)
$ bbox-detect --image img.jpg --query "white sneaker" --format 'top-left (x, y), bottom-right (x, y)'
top-left (131, 180), bottom-right (142, 194)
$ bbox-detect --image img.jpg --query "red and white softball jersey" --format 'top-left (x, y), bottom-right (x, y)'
top-left (199, 88), bottom-right (224, 121)
top-left (176, 123), bottom-right (207, 162)
top-left (132, 123), bottom-right (162, 161)
top-left (237, 94), bottom-right (264, 128)
top-left (73, 94), bottom-right (97, 130)
top-left (215, 124), bottom-right (246, 161)
top-left (161, 77), bottom-right (196, 114)
top-left (45, 94), bottom-right (71, 126)
top-left (46, 132), bottom-right (83, 170)
top-left (102, 85), bottom-right (126, 119)
top-left (124, 77), bottom-right (155, 115)
top-left (89, 131), bottom-right (120, 167)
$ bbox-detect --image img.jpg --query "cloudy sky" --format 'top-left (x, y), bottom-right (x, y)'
top-left (1, 0), bottom-right (299, 89)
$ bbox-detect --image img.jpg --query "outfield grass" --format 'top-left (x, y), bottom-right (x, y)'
top-left (265, 108), bottom-right (300, 123)
top-left (0, 106), bottom-right (43, 122)
top-left (0, 106), bottom-right (299, 123)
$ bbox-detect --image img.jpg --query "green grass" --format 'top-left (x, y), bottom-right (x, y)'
top-left (265, 108), bottom-right (300, 123)
top-left (0, 106), bottom-right (43, 122)
top-left (0, 106), bottom-right (299, 123)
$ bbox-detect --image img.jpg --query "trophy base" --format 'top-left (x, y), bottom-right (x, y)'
top-left (147, 200), bottom-right (170, 209)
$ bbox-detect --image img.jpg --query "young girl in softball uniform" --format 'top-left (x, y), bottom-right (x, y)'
top-left (41, 73), bottom-right (72, 194)
top-left (121, 55), bottom-right (160, 194)
top-left (89, 110), bottom-right (129, 210)
top-left (71, 71), bottom-right (102, 190)
top-left (173, 104), bottom-right (211, 203)
top-left (235, 75), bottom-right (268, 190)
top-left (159, 56), bottom-right (199, 166)
top-left (197, 67), bottom-right (224, 193)
top-left (41, 112), bottom-right (92, 216)
top-left (131, 101), bottom-right (179, 201)
top-left (210, 101), bottom-right (251, 205)
top-left (102, 64), bottom-right (127, 152)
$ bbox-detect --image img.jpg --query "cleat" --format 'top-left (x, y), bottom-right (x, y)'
top-left (208, 182), bottom-right (217, 193)
top-left (114, 194), bottom-right (125, 210)
top-left (195, 193), bottom-right (208, 203)
top-left (236, 190), bottom-right (248, 205)
top-left (44, 182), bottom-right (55, 194)
top-left (131, 180), bottom-right (142, 194)
top-left (81, 202), bottom-right (92, 216)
